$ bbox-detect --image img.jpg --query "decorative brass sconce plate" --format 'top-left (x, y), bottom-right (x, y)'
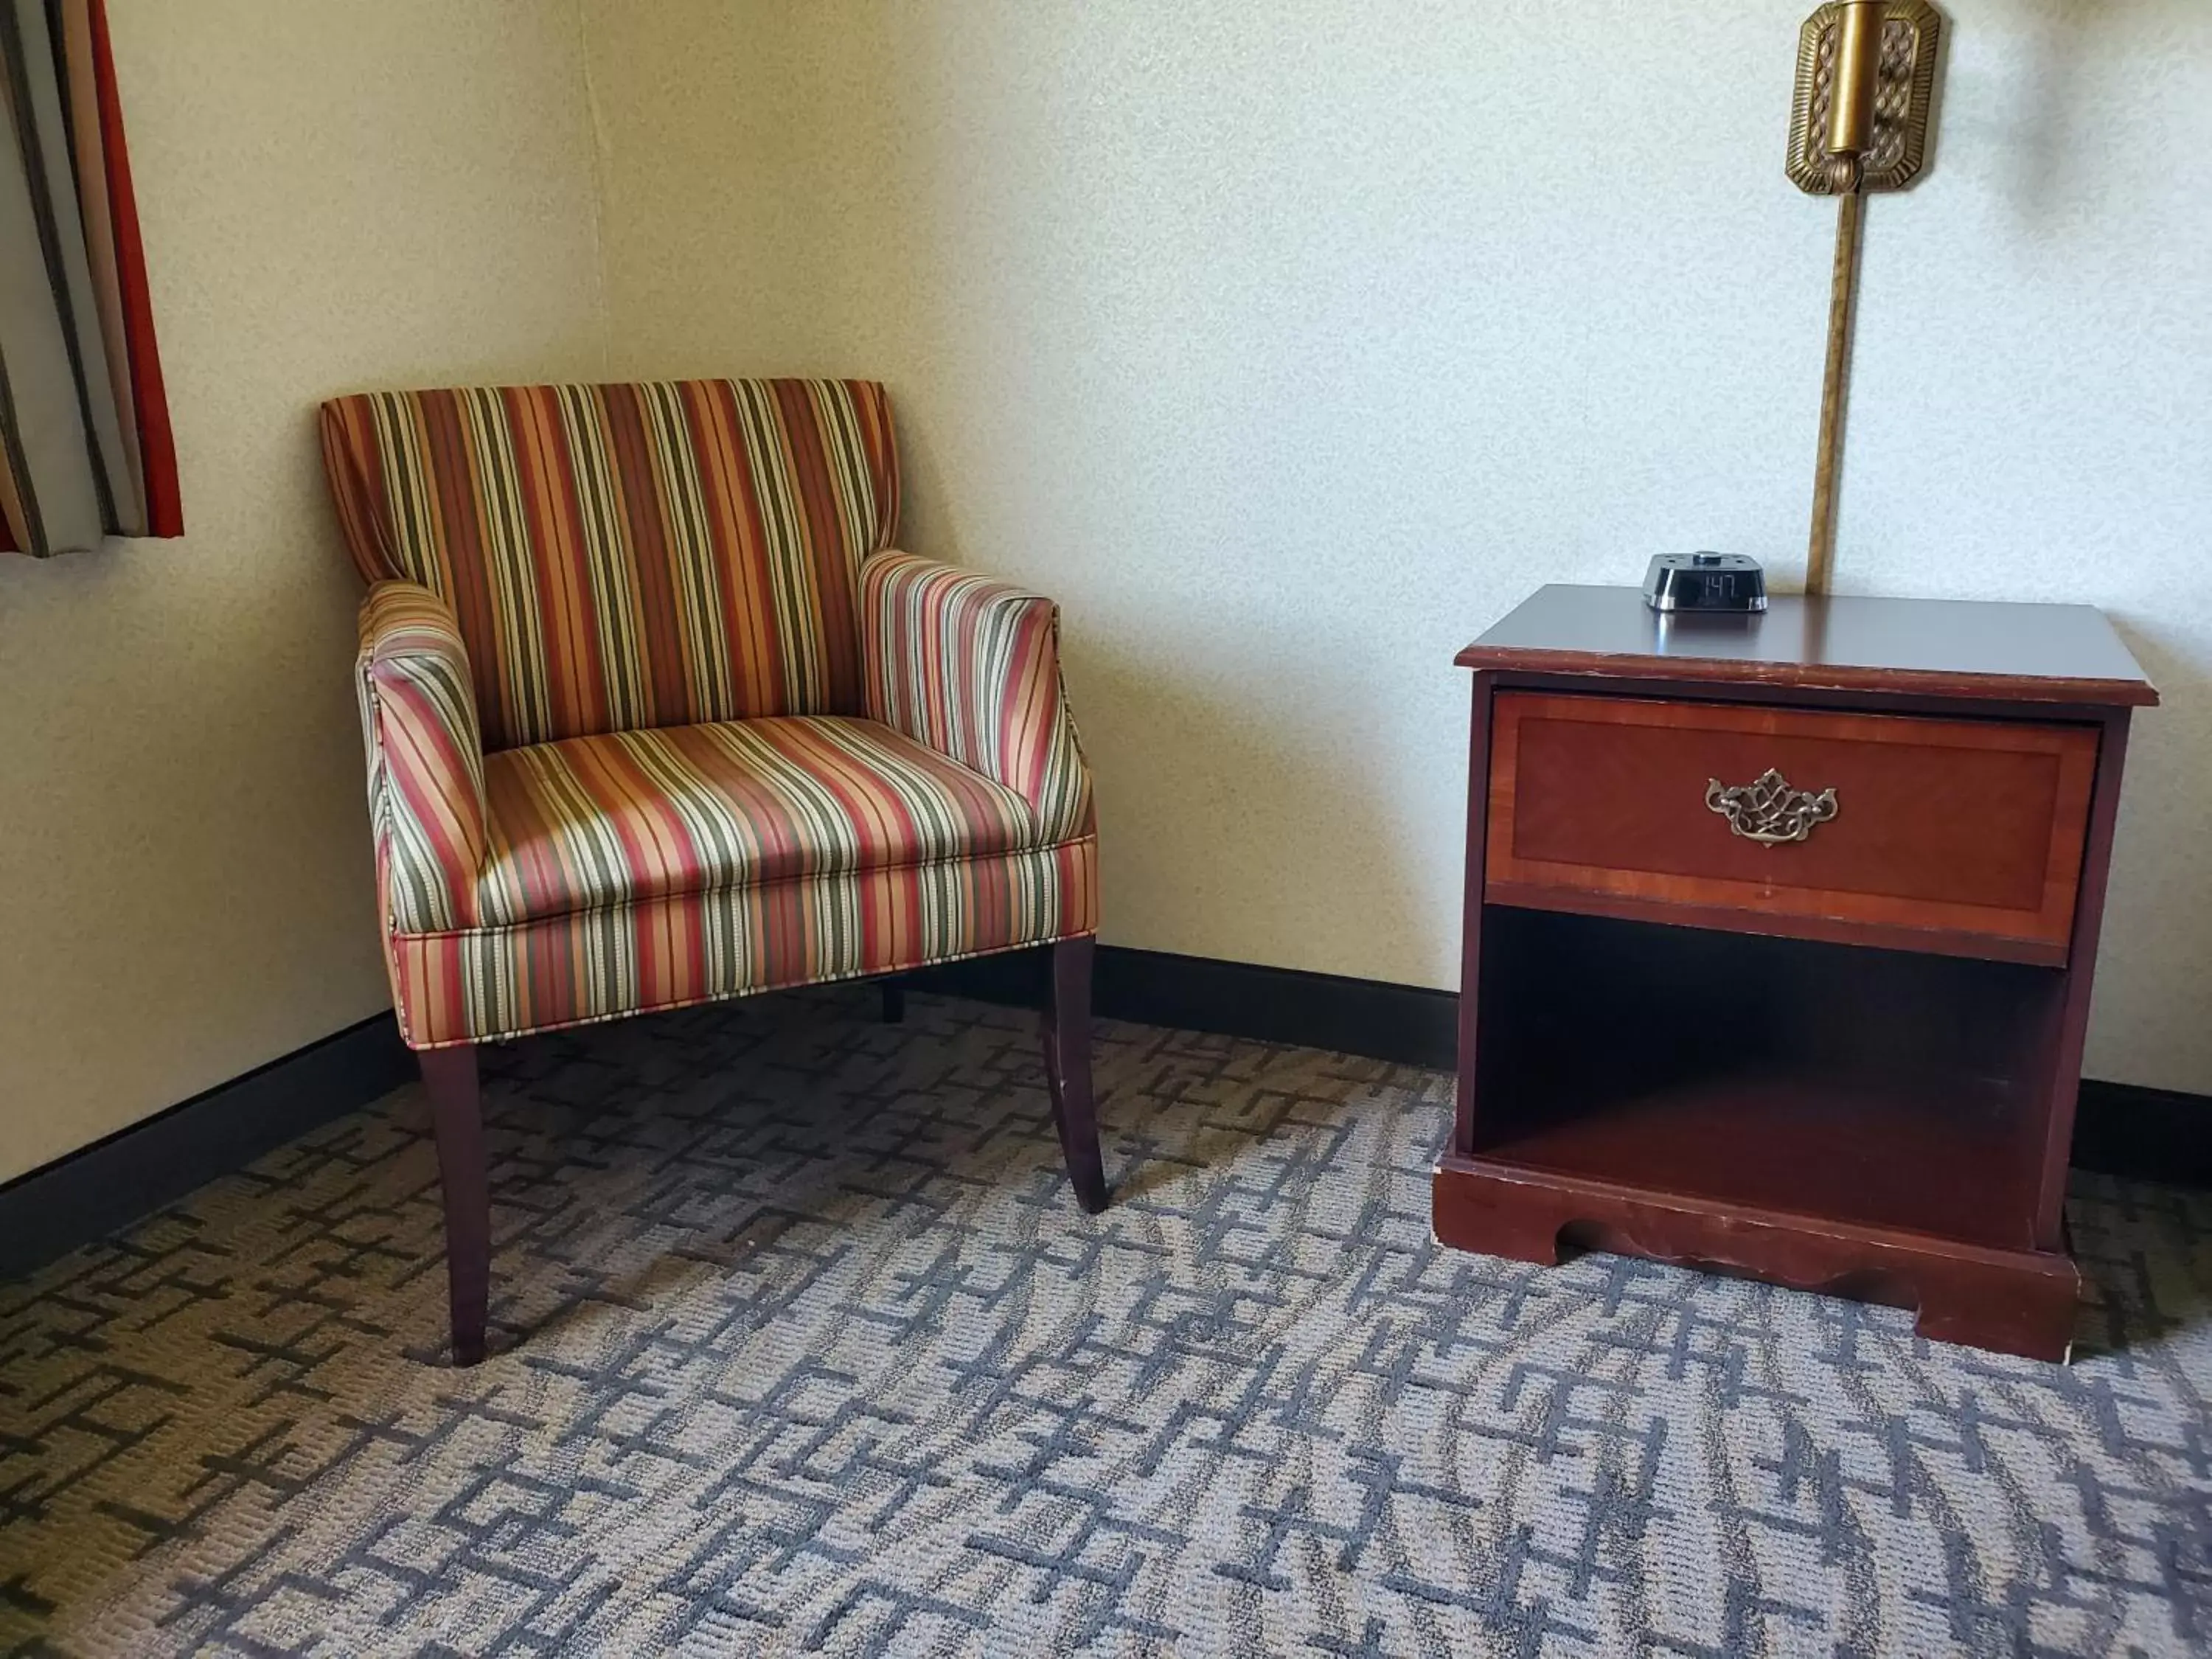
top-left (1787, 1), bottom-right (1941, 196)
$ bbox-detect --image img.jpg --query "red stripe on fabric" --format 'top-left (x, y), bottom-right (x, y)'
top-left (1004, 607), bottom-right (1054, 799)
top-left (481, 754), bottom-right (580, 919)
top-left (773, 381), bottom-right (862, 709)
top-left (575, 736), bottom-right (712, 894)
top-left (375, 677), bottom-right (479, 905)
top-left (855, 857), bottom-right (902, 970)
top-left (509, 386), bottom-right (613, 740)
top-left (693, 382), bottom-right (786, 715)
top-left (414, 394), bottom-right (508, 736)
top-left (953, 577), bottom-right (982, 764)
top-left (636, 883), bottom-right (705, 1009)
top-left (88, 0), bottom-right (179, 537)
top-left (529, 914), bottom-right (577, 1037)
top-left (658, 726), bottom-right (803, 874)
top-left (404, 933), bottom-right (468, 1052)
top-left (599, 384), bottom-right (690, 726)
top-left (779, 720), bottom-right (1016, 863)
top-left (856, 381), bottom-right (900, 550)
top-left (764, 723), bottom-right (913, 863)
top-left (320, 405), bottom-right (394, 582)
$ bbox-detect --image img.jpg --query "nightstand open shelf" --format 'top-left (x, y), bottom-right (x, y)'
top-left (1433, 585), bottom-right (2157, 1360)
top-left (1465, 908), bottom-right (2048, 1255)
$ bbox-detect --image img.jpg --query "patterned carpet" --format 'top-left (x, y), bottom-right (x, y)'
top-left (3, 990), bottom-right (2210, 1658)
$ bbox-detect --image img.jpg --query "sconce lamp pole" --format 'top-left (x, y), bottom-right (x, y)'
top-left (1803, 0), bottom-right (1884, 597)
top-left (1806, 188), bottom-right (1865, 599)
top-left (1787, 0), bottom-right (1940, 599)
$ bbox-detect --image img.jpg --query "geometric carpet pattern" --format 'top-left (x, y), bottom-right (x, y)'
top-left (2, 989), bottom-right (2210, 1657)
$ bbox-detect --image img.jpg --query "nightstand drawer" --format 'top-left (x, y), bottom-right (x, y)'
top-left (1484, 691), bottom-right (2100, 963)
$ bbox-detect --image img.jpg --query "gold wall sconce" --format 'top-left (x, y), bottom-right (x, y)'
top-left (1789, 1), bottom-right (1943, 595)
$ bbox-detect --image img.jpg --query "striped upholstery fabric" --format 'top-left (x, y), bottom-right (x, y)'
top-left (862, 552), bottom-right (1092, 846)
top-left (324, 377), bottom-right (1097, 1050)
top-left (388, 838), bottom-right (1096, 1050)
top-left (321, 380), bottom-right (900, 749)
top-left (357, 582), bottom-right (487, 934)
top-left (475, 717), bottom-right (1056, 928)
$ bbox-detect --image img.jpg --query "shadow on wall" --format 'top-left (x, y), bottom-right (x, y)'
top-left (2090, 619), bottom-right (2212, 1082)
top-left (1068, 645), bottom-right (1436, 976)
top-left (889, 391), bottom-right (1446, 984)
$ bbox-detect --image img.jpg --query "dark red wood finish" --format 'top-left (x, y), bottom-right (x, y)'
top-left (1436, 586), bottom-right (2154, 1362)
top-left (419, 1046), bottom-right (490, 1367)
top-left (2028, 714), bottom-right (2133, 1243)
top-left (1453, 672), bottom-right (1498, 1153)
top-left (1460, 585), bottom-right (2157, 706)
top-left (1487, 692), bottom-right (2098, 963)
top-left (1432, 1160), bottom-right (2081, 1357)
top-left (1044, 937), bottom-right (1110, 1214)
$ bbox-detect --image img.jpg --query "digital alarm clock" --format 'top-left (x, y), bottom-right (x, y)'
top-left (1642, 552), bottom-right (1767, 613)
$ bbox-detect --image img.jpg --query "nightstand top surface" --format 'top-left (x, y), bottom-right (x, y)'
top-left (1459, 585), bottom-right (2156, 707)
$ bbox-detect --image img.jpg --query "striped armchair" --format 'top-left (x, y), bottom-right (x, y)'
top-left (319, 379), bottom-right (1105, 1365)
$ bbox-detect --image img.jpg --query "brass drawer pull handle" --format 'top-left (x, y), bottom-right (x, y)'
top-left (1705, 768), bottom-right (1838, 845)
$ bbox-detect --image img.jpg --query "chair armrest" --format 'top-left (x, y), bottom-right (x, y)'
top-left (860, 550), bottom-right (1093, 844)
top-left (356, 580), bottom-right (487, 932)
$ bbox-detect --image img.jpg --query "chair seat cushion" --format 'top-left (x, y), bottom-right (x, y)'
top-left (476, 716), bottom-right (1053, 928)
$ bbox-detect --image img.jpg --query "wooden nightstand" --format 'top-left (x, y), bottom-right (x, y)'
top-left (1433, 585), bottom-right (2157, 1360)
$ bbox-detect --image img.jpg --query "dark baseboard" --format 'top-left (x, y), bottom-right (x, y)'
top-left (2071, 1079), bottom-right (2212, 1189)
top-left (0, 1013), bottom-right (413, 1283)
top-left (917, 944), bottom-right (2208, 1192)
top-left (912, 944), bottom-right (1459, 1071)
top-left (3, 952), bottom-right (2202, 1284)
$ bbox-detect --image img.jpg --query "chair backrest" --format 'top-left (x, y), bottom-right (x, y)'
top-left (319, 378), bottom-right (900, 750)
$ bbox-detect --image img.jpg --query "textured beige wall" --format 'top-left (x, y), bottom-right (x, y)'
top-left (0, 1), bottom-right (608, 1184)
top-left (586, 0), bottom-right (2212, 1091)
top-left (8, 2), bottom-right (2208, 1189)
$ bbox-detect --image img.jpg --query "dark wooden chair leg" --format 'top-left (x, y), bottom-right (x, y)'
top-left (880, 981), bottom-right (906, 1024)
top-left (1042, 937), bottom-right (1110, 1213)
top-left (418, 1046), bottom-right (490, 1366)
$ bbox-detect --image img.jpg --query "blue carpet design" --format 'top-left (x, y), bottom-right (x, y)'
top-left (1, 989), bottom-right (2209, 1655)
